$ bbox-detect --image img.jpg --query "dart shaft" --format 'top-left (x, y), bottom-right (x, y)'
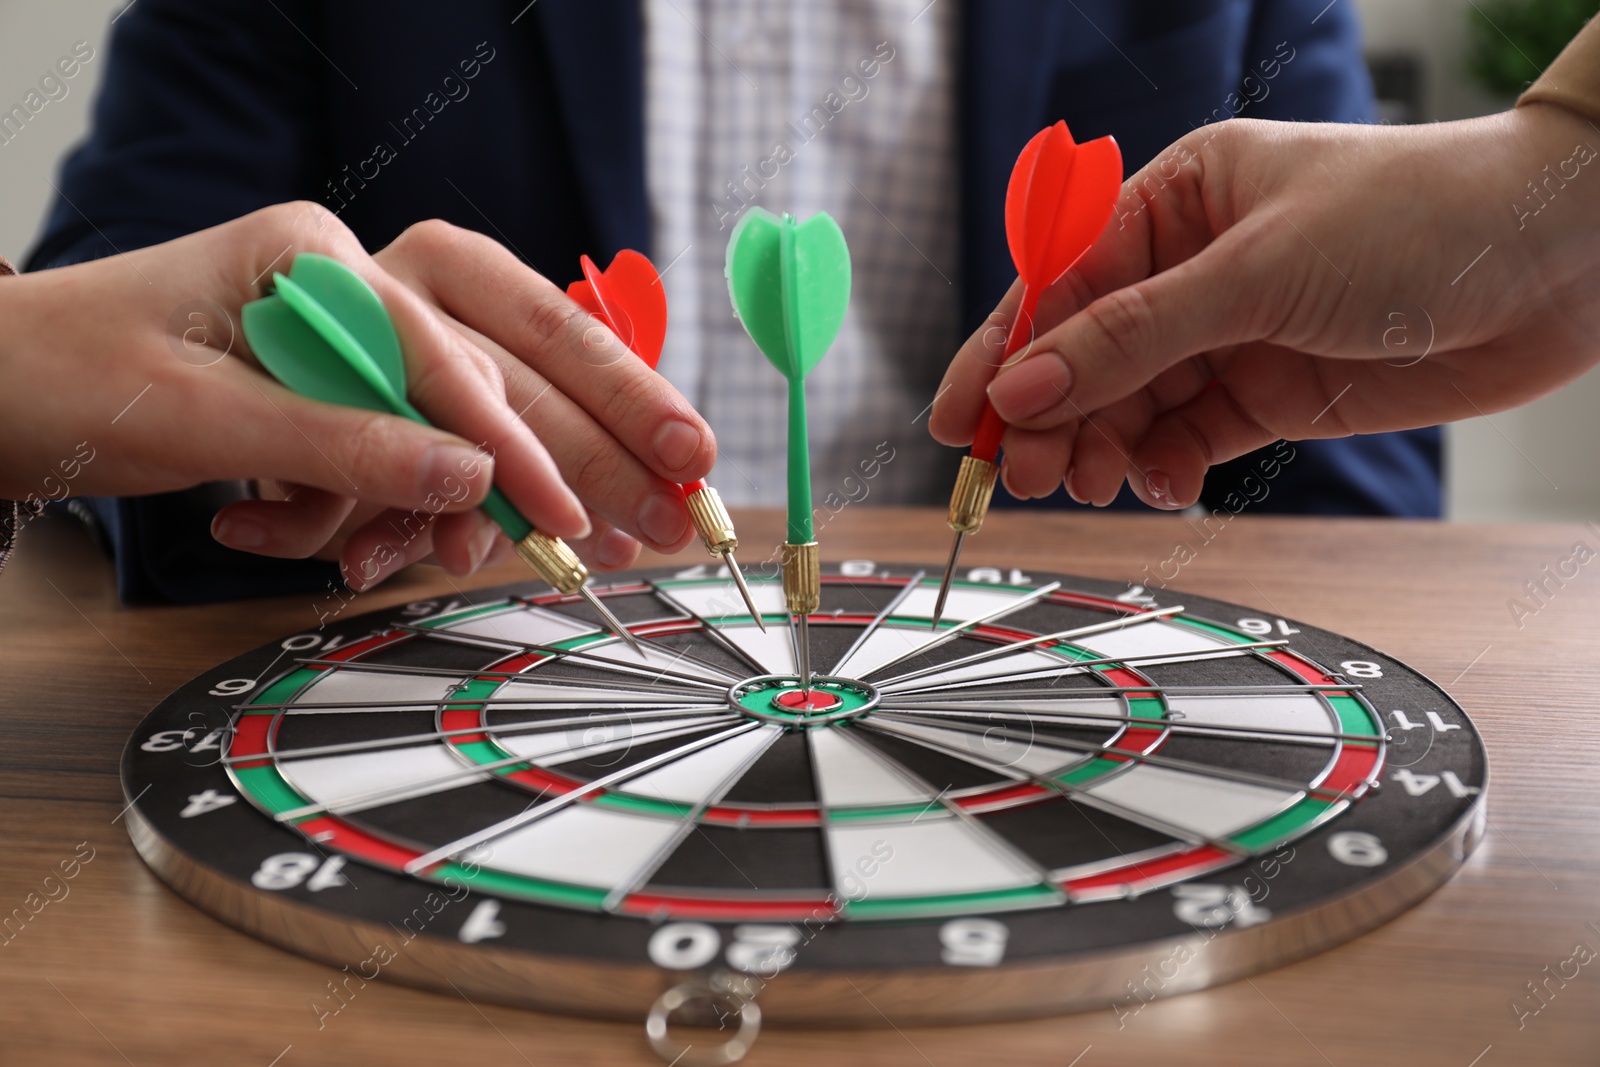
top-left (787, 381), bottom-right (813, 543)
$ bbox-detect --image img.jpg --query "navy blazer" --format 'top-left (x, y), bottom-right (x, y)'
top-left (30, 0), bottom-right (1441, 603)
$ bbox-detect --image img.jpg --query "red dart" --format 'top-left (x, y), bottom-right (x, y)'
top-left (567, 251), bottom-right (763, 628)
top-left (932, 121), bottom-right (1123, 628)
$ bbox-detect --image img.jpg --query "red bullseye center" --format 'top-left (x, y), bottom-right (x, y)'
top-left (774, 689), bottom-right (842, 712)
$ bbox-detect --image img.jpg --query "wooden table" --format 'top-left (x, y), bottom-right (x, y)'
top-left (2, 508), bottom-right (1597, 1066)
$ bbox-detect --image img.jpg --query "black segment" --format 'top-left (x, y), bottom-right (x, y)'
top-left (719, 731), bottom-right (817, 805)
top-left (979, 796), bottom-right (1179, 871)
top-left (648, 825), bottom-right (828, 891)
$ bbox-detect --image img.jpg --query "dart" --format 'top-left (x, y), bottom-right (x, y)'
top-left (725, 208), bottom-right (851, 691)
top-left (241, 252), bottom-right (646, 656)
top-left (931, 120), bottom-right (1123, 629)
top-left (567, 249), bottom-right (765, 630)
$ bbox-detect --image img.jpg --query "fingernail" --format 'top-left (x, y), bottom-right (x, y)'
top-left (1145, 470), bottom-right (1181, 509)
top-left (468, 520), bottom-right (499, 571)
top-left (987, 355), bottom-right (1072, 422)
top-left (598, 527), bottom-right (641, 568)
top-left (638, 490), bottom-right (689, 546)
top-left (213, 516), bottom-right (266, 549)
top-left (422, 444), bottom-right (490, 501)
top-left (1065, 469), bottom-right (1088, 505)
top-left (652, 420), bottom-right (702, 473)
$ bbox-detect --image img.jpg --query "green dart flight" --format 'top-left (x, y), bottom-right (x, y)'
top-left (725, 209), bottom-right (852, 687)
top-left (241, 252), bottom-right (644, 654)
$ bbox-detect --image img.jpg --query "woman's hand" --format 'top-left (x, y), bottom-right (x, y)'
top-left (0, 202), bottom-right (593, 587)
top-left (931, 103), bottom-right (1600, 508)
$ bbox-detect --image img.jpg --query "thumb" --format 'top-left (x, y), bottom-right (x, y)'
top-left (984, 225), bottom-right (1282, 430)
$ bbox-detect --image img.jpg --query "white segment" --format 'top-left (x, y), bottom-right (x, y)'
top-left (278, 744), bottom-right (487, 809)
top-left (1085, 764), bottom-right (1297, 840)
top-left (661, 579), bottom-right (785, 620)
top-left (809, 728), bottom-right (931, 807)
top-left (493, 679), bottom-right (706, 706)
top-left (442, 605), bottom-right (596, 646)
top-left (1069, 619), bottom-right (1236, 666)
top-left (894, 584), bottom-right (1038, 623)
top-left (873, 718), bottom-right (1091, 778)
top-left (616, 724), bottom-right (780, 804)
top-left (827, 817), bottom-right (1040, 898)
top-left (485, 805), bottom-right (684, 889)
top-left (875, 643), bottom-right (1070, 692)
top-left (717, 622), bottom-right (796, 676)
top-left (494, 715), bottom-right (730, 765)
top-left (1164, 694), bottom-right (1336, 744)
top-left (291, 670), bottom-right (466, 712)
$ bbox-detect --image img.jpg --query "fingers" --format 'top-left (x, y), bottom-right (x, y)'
top-left (376, 221), bottom-right (716, 483)
top-left (210, 486), bottom-right (355, 558)
top-left (338, 508), bottom-right (441, 591)
top-left (191, 358), bottom-right (502, 511)
top-left (380, 282), bottom-right (592, 541)
top-left (985, 228), bottom-right (1280, 431)
top-left (433, 315), bottom-right (696, 554)
top-left (998, 423), bottom-right (1076, 501)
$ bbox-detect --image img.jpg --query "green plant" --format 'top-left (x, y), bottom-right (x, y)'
top-left (1466, 0), bottom-right (1599, 96)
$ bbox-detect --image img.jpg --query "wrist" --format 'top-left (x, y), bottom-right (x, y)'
top-left (1503, 101), bottom-right (1600, 283)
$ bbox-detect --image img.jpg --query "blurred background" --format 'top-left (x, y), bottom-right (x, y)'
top-left (0, 0), bottom-right (1593, 521)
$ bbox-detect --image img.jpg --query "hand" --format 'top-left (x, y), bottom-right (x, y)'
top-left (930, 103), bottom-right (1600, 509)
top-left (0, 202), bottom-right (590, 585)
top-left (367, 221), bottom-right (717, 572)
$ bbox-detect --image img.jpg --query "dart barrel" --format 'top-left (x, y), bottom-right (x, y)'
top-left (684, 485), bottom-right (738, 557)
top-left (514, 530), bottom-right (589, 595)
top-left (780, 541), bottom-right (820, 615)
top-left (947, 455), bottom-right (999, 535)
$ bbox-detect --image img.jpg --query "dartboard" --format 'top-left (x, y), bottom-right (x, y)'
top-left (122, 563), bottom-right (1485, 1032)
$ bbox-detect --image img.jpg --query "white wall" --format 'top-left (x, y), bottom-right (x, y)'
top-left (1, 0), bottom-right (1592, 521)
top-left (1355, 0), bottom-right (1600, 521)
top-left (0, 1), bottom-right (124, 262)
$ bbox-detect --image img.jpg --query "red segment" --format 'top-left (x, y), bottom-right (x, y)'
top-left (702, 807), bottom-right (821, 827)
top-left (1316, 744), bottom-right (1384, 798)
top-left (952, 783), bottom-right (1051, 811)
top-left (1066, 845), bottom-right (1232, 894)
top-left (310, 631), bottom-right (406, 668)
top-left (775, 689), bottom-right (842, 712)
top-left (1266, 649), bottom-right (1342, 686)
top-left (229, 714), bottom-right (275, 766)
top-left (296, 816), bottom-right (421, 869)
top-left (620, 893), bottom-right (838, 922)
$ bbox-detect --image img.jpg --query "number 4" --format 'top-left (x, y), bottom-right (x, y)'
top-left (180, 789), bottom-right (237, 818)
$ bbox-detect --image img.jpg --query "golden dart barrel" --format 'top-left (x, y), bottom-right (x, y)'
top-left (514, 530), bottom-right (589, 595)
top-left (947, 455), bottom-right (999, 535)
top-left (781, 541), bottom-right (820, 615)
top-left (684, 485), bottom-right (738, 556)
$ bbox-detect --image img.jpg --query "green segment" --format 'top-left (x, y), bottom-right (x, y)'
top-left (233, 762), bottom-right (309, 816)
top-left (845, 883), bottom-right (1060, 920)
top-left (1230, 797), bottom-right (1335, 851)
top-left (436, 862), bottom-right (609, 910)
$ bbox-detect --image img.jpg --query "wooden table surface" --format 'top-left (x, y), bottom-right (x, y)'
top-left (2, 507), bottom-right (1597, 1066)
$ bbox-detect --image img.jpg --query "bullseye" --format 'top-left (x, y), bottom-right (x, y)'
top-left (774, 688), bottom-right (842, 712)
top-left (728, 673), bottom-right (880, 726)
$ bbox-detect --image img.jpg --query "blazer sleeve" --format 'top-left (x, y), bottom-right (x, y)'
top-left (1235, 0), bottom-right (1377, 123)
top-left (28, 0), bottom-right (341, 604)
top-left (28, 0), bottom-right (327, 268)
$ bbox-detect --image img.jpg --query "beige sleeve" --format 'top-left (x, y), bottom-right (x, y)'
top-left (1519, 17), bottom-right (1600, 122)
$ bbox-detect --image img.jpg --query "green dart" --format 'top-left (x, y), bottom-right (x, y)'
top-left (726, 209), bottom-right (851, 689)
top-left (241, 253), bottom-right (644, 656)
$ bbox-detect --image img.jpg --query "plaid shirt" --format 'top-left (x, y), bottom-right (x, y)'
top-left (643, 0), bottom-right (960, 507)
